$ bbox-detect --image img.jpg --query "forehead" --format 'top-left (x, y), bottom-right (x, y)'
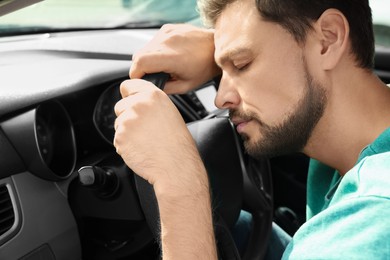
top-left (214, 0), bottom-right (261, 58)
top-left (214, 0), bottom-right (301, 64)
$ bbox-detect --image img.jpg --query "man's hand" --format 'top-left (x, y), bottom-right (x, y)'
top-left (114, 79), bottom-right (213, 200)
top-left (114, 79), bottom-right (200, 191)
top-left (130, 24), bottom-right (221, 94)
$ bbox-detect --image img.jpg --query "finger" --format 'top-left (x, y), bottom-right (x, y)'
top-left (113, 117), bottom-right (124, 154)
top-left (114, 114), bottom-right (121, 132)
top-left (114, 107), bottom-right (134, 133)
top-left (164, 80), bottom-right (193, 95)
top-left (130, 51), bottom-right (177, 79)
top-left (114, 90), bottom-right (144, 117)
top-left (114, 97), bottom-right (130, 117)
top-left (119, 79), bottom-right (160, 98)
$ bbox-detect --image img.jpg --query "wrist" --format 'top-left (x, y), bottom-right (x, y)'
top-left (153, 163), bottom-right (211, 204)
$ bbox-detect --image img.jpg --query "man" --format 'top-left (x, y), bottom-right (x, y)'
top-left (114, 0), bottom-right (390, 258)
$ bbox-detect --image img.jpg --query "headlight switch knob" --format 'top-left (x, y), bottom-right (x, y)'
top-left (78, 166), bottom-right (119, 198)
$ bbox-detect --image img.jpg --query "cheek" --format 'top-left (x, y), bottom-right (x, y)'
top-left (240, 54), bottom-right (307, 125)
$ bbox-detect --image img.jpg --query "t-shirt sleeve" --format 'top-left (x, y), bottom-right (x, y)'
top-left (284, 152), bottom-right (390, 259)
top-left (283, 195), bottom-right (390, 259)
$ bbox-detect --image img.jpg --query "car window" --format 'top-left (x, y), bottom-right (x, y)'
top-left (0, 0), bottom-right (199, 36)
top-left (1, 0), bottom-right (390, 48)
top-left (371, 0), bottom-right (390, 47)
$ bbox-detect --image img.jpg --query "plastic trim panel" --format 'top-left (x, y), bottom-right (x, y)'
top-left (0, 178), bottom-right (22, 247)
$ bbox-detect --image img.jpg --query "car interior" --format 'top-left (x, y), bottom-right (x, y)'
top-left (1, 0), bottom-right (390, 259)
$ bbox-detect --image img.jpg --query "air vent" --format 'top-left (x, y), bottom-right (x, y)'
top-left (0, 185), bottom-right (15, 237)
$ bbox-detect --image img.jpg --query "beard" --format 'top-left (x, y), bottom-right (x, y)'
top-left (230, 64), bottom-right (327, 159)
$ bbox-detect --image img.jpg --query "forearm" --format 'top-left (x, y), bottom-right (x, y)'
top-left (158, 190), bottom-right (217, 259)
top-left (155, 160), bottom-right (217, 259)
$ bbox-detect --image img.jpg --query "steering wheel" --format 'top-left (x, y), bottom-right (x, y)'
top-left (134, 73), bottom-right (273, 259)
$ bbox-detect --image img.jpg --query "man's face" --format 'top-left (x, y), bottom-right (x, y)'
top-left (214, 0), bottom-right (327, 158)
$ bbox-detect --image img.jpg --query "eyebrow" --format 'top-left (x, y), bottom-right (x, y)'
top-left (215, 47), bottom-right (253, 68)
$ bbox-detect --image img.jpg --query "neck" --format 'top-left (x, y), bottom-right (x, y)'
top-left (304, 69), bottom-right (390, 175)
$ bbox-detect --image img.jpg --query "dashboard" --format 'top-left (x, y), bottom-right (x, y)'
top-left (0, 29), bottom-right (218, 260)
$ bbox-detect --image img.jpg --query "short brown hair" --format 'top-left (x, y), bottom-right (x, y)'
top-left (197, 0), bottom-right (374, 69)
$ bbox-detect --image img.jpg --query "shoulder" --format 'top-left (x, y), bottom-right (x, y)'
top-left (358, 150), bottom-right (390, 173)
top-left (283, 152), bottom-right (390, 259)
top-left (284, 195), bottom-right (390, 259)
top-left (339, 151), bottom-right (390, 200)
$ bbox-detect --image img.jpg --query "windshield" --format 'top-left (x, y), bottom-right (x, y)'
top-left (0, 0), bottom-right (390, 47)
top-left (371, 0), bottom-right (390, 47)
top-left (0, 0), bottom-right (199, 36)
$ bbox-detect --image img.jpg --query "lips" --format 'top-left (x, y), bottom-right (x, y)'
top-left (230, 117), bottom-right (251, 133)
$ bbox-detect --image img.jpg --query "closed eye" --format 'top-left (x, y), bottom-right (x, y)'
top-left (235, 62), bottom-right (251, 71)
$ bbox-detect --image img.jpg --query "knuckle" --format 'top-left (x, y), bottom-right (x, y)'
top-left (164, 32), bottom-right (182, 44)
top-left (132, 50), bottom-right (144, 62)
top-left (131, 51), bottom-right (149, 70)
top-left (147, 87), bottom-right (164, 100)
top-left (161, 23), bottom-right (174, 32)
top-left (119, 81), bottom-right (129, 97)
top-left (131, 56), bottom-right (153, 78)
top-left (131, 54), bottom-right (143, 69)
top-left (113, 103), bottom-right (120, 115)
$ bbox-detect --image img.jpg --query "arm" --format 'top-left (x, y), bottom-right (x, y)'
top-left (157, 158), bottom-right (217, 259)
top-left (130, 24), bottom-right (221, 94)
top-left (114, 80), bottom-right (218, 259)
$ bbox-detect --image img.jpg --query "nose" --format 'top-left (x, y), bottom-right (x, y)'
top-left (214, 73), bottom-right (241, 109)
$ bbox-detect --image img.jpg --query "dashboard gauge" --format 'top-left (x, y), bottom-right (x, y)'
top-left (1, 100), bottom-right (76, 181)
top-left (35, 101), bottom-right (76, 179)
top-left (35, 113), bottom-right (54, 165)
top-left (93, 83), bottom-right (122, 144)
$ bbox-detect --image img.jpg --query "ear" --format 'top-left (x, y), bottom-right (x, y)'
top-left (314, 9), bottom-right (349, 70)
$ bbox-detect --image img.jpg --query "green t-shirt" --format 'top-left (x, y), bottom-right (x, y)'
top-left (283, 128), bottom-right (390, 259)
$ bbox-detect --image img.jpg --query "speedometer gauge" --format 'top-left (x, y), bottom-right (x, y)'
top-left (35, 113), bottom-right (54, 165)
top-left (1, 100), bottom-right (76, 181)
top-left (93, 83), bottom-right (122, 144)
